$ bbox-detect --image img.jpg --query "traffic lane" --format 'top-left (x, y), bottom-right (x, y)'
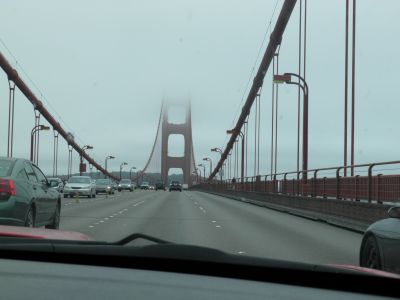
top-left (77, 190), bottom-right (206, 242)
top-left (189, 191), bottom-right (362, 265)
top-left (60, 190), bottom-right (157, 237)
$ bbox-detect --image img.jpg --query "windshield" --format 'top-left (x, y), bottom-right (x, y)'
top-left (67, 177), bottom-right (91, 184)
top-left (96, 179), bottom-right (111, 185)
top-left (1, 0), bottom-right (400, 279)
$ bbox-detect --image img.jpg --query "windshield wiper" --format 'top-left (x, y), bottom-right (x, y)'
top-left (112, 233), bottom-right (171, 245)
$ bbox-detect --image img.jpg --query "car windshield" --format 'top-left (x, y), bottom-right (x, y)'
top-left (0, 159), bottom-right (13, 177)
top-left (1, 0), bottom-right (400, 280)
top-left (67, 177), bottom-right (91, 184)
top-left (96, 179), bottom-right (111, 185)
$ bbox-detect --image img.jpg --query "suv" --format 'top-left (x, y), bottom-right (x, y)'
top-left (140, 182), bottom-right (150, 190)
top-left (155, 181), bottom-right (166, 191)
top-left (169, 181), bottom-right (182, 192)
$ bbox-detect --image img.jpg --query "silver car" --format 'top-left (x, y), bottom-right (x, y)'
top-left (63, 176), bottom-right (96, 198)
top-left (118, 179), bottom-right (134, 192)
top-left (360, 206), bottom-right (400, 274)
top-left (95, 179), bottom-right (115, 194)
top-left (48, 177), bottom-right (64, 193)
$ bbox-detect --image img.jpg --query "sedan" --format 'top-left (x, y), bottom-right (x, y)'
top-left (360, 206), bottom-right (400, 274)
top-left (169, 181), bottom-right (182, 192)
top-left (63, 176), bottom-right (96, 198)
top-left (95, 179), bottom-right (115, 194)
top-left (48, 177), bottom-right (64, 193)
top-left (0, 157), bottom-right (60, 228)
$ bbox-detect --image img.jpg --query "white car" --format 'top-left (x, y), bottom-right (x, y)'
top-left (63, 176), bottom-right (96, 198)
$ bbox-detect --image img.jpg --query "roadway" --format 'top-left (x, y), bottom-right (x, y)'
top-left (60, 190), bottom-right (362, 266)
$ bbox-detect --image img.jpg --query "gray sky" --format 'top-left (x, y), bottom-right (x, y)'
top-left (1, 0), bottom-right (400, 177)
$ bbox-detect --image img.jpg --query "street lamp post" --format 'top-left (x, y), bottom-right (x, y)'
top-left (30, 125), bottom-right (50, 163)
top-left (80, 145), bottom-right (93, 176)
top-left (129, 166), bottom-right (137, 181)
top-left (120, 162), bottom-right (128, 180)
top-left (211, 147), bottom-right (223, 181)
top-left (198, 164), bottom-right (205, 182)
top-left (273, 73), bottom-right (309, 181)
top-left (202, 157), bottom-right (212, 179)
top-left (227, 129), bottom-right (245, 179)
top-left (105, 155), bottom-right (115, 178)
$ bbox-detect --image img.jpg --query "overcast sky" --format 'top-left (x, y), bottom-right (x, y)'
top-left (1, 0), bottom-right (400, 177)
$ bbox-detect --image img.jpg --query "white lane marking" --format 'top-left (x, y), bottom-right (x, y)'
top-left (211, 220), bottom-right (216, 223)
top-left (199, 206), bottom-right (203, 210)
top-left (109, 216), bottom-right (114, 218)
top-left (99, 220), bottom-right (104, 223)
top-left (89, 225), bottom-right (94, 228)
top-left (104, 217), bottom-right (109, 220)
top-left (194, 202), bottom-right (198, 205)
top-left (215, 225), bottom-right (221, 228)
top-left (95, 222), bottom-right (100, 225)
top-left (238, 251), bottom-right (246, 255)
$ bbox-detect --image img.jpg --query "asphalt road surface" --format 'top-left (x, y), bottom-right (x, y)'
top-left (60, 190), bottom-right (362, 265)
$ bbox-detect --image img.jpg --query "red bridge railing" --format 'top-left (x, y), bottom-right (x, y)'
top-left (200, 160), bottom-right (400, 203)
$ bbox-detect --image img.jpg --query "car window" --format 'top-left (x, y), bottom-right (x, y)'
top-left (24, 163), bottom-right (38, 183)
top-left (0, 159), bottom-right (14, 177)
top-left (32, 165), bottom-right (48, 185)
top-left (16, 169), bottom-right (29, 181)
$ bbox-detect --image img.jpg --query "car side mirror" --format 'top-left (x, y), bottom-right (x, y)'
top-left (44, 180), bottom-right (51, 187)
top-left (388, 206), bottom-right (400, 218)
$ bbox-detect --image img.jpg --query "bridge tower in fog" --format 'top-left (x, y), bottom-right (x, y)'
top-left (141, 101), bottom-right (197, 186)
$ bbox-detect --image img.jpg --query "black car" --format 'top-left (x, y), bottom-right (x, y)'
top-left (360, 206), bottom-right (400, 274)
top-left (155, 181), bottom-right (166, 191)
top-left (0, 157), bottom-right (60, 229)
top-left (169, 181), bottom-right (182, 192)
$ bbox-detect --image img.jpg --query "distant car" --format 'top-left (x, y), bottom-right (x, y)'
top-left (95, 179), bottom-right (115, 194)
top-left (140, 182), bottom-right (150, 190)
top-left (118, 179), bottom-right (133, 192)
top-left (149, 185), bottom-right (155, 190)
top-left (155, 181), bottom-right (166, 191)
top-left (64, 176), bottom-right (96, 198)
top-left (48, 177), bottom-right (64, 193)
top-left (169, 181), bottom-right (182, 192)
top-left (360, 206), bottom-right (400, 274)
top-left (0, 157), bottom-right (60, 228)
top-left (182, 183), bottom-right (188, 190)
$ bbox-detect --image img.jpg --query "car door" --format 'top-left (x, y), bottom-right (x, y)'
top-left (24, 162), bottom-right (45, 224)
top-left (32, 164), bottom-right (57, 221)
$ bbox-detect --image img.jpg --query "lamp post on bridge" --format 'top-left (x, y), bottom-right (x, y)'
top-left (129, 166), bottom-right (137, 181)
top-left (211, 147), bottom-right (223, 181)
top-left (105, 155), bottom-right (115, 178)
top-left (30, 125), bottom-right (50, 163)
top-left (80, 145), bottom-right (93, 176)
top-left (226, 129), bottom-right (245, 180)
top-left (202, 157), bottom-right (212, 180)
top-left (197, 164), bottom-right (205, 182)
top-left (273, 73), bottom-right (309, 181)
top-left (120, 162), bottom-right (128, 180)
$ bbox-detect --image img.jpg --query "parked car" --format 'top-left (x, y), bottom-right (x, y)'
top-left (0, 157), bottom-right (60, 228)
top-left (155, 181), bottom-right (166, 191)
top-left (64, 176), bottom-right (96, 198)
top-left (169, 181), bottom-right (182, 192)
top-left (140, 182), bottom-right (150, 190)
top-left (360, 206), bottom-right (400, 274)
top-left (48, 177), bottom-right (64, 193)
top-left (118, 179), bottom-right (134, 192)
top-left (95, 179), bottom-right (115, 194)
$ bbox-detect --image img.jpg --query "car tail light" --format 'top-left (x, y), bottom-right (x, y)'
top-left (0, 179), bottom-right (17, 197)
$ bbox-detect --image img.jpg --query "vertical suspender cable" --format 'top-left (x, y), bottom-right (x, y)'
top-left (344, 0), bottom-right (349, 177)
top-left (271, 57), bottom-right (275, 176)
top-left (297, 0), bottom-right (302, 179)
top-left (351, 0), bottom-right (356, 176)
top-left (274, 50), bottom-right (280, 174)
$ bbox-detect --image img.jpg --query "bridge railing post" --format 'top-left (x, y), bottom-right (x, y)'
top-left (336, 167), bottom-right (343, 200)
top-left (312, 169), bottom-right (319, 198)
top-left (367, 164), bottom-right (375, 203)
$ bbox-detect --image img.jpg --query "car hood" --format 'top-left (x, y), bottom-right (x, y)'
top-left (0, 226), bottom-right (93, 241)
top-left (66, 183), bottom-right (91, 188)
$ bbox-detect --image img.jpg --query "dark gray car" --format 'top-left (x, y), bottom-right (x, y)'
top-left (0, 157), bottom-right (60, 229)
top-left (360, 206), bottom-right (400, 274)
